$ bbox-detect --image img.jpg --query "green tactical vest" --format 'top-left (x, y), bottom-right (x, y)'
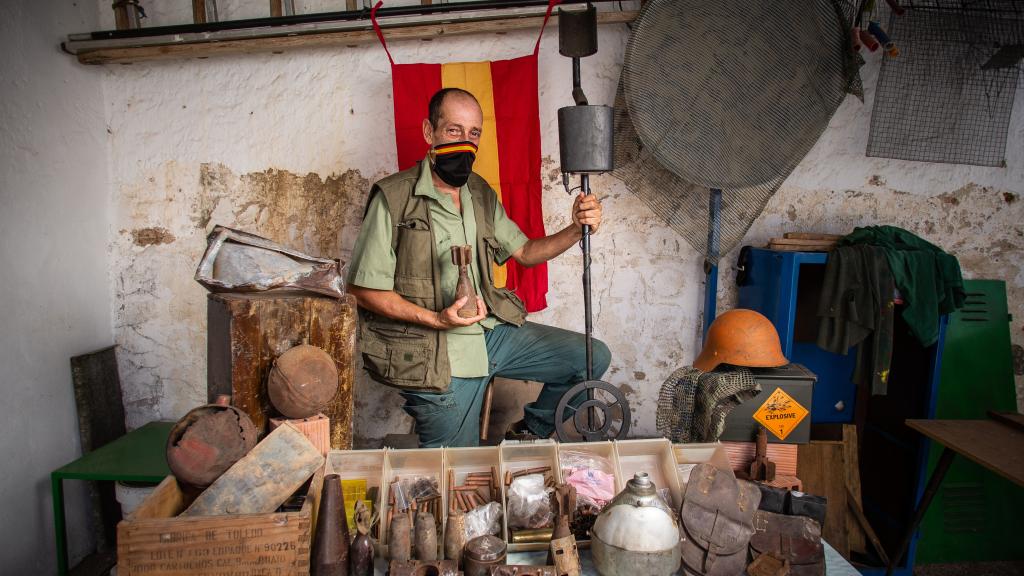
top-left (357, 165), bottom-right (527, 393)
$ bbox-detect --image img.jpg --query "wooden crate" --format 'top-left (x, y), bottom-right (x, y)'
top-left (116, 467), bottom-right (324, 576)
top-left (207, 292), bottom-right (356, 449)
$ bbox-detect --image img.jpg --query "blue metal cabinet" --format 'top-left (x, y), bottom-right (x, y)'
top-left (737, 248), bottom-right (856, 423)
top-left (736, 246), bottom-right (947, 576)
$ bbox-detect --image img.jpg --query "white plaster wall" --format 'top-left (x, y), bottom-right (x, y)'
top-left (0, 1), bottom-right (113, 572)
top-left (719, 54), bottom-right (1024, 411)
top-left (97, 10), bottom-right (1024, 449)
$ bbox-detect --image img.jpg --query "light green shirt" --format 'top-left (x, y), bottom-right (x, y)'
top-left (347, 160), bottom-right (530, 377)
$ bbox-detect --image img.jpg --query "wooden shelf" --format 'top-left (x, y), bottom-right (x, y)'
top-left (66, 9), bottom-right (638, 66)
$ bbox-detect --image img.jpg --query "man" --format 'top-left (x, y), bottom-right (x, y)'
top-left (347, 87), bottom-right (610, 447)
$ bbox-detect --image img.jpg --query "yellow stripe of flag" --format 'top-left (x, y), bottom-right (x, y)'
top-left (441, 61), bottom-right (507, 289)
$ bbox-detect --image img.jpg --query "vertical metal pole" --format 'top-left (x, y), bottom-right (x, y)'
top-left (53, 475), bottom-right (68, 575)
top-left (702, 188), bottom-right (722, 342)
top-left (581, 174), bottom-right (593, 381)
top-left (580, 174), bottom-right (595, 430)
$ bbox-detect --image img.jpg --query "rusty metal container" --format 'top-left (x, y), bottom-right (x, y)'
top-left (443, 508), bottom-right (467, 567)
top-left (414, 510), bottom-right (438, 561)
top-left (389, 513), bottom-right (413, 562)
top-left (165, 395), bottom-right (258, 489)
top-left (464, 535), bottom-right (507, 576)
top-left (268, 344), bottom-right (339, 419)
top-left (388, 560), bottom-right (458, 576)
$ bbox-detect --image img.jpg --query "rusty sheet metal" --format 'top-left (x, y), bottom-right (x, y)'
top-left (195, 225), bottom-right (345, 298)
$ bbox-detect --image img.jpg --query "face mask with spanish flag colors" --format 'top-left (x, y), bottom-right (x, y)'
top-left (429, 141), bottom-right (478, 188)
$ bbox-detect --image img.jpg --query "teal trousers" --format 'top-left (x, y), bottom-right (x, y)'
top-left (399, 321), bottom-right (612, 447)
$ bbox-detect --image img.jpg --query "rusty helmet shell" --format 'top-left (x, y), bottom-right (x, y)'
top-left (693, 309), bottom-right (787, 372)
top-left (267, 344), bottom-right (339, 419)
top-left (166, 396), bottom-right (258, 489)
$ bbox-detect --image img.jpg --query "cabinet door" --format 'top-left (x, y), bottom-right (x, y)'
top-left (916, 280), bottom-right (1024, 563)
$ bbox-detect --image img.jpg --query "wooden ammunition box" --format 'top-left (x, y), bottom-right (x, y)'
top-left (116, 467), bottom-right (323, 576)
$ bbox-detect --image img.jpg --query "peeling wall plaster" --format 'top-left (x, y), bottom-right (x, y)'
top-left (102, 20), bottom-right (1023, 445)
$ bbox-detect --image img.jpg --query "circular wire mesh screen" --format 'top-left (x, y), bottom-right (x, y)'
top-left (623, 0), bottom-right (854, 188)
top-left (615, 0), bottom-right (862, 259)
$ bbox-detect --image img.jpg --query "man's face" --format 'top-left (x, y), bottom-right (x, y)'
top-left (423, 94), bottom-right (483, 148)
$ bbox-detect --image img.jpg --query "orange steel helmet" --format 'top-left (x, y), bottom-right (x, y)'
top-left (693, 309), bottom-right (788, 372)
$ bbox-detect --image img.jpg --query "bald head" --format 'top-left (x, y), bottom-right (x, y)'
top-left (427, 88), bottom-right (480, 129)
top-left (423, 88), bottom-right (483, 148)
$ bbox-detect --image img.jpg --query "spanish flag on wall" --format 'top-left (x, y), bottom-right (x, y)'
top-left (371, 1), bottom-right (555, 313)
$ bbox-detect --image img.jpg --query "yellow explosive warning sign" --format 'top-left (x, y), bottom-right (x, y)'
top-left (752, 388), bottom-right (809, 441)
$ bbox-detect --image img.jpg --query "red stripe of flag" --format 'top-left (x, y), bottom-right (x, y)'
top-left (491, 55), bottom-right (548, 312)
top-left (392, 64), bottom-right (441, 171)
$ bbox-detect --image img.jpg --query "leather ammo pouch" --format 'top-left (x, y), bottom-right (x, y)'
top-left (679, 464), bottom-right (761, 576)
top-left (749, 510), bottom-right (825, 576)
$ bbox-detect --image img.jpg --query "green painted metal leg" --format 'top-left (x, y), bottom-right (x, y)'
top-left (52, 474), bottom-right (68, 576)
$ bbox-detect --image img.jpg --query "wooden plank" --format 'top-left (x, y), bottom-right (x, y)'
top-left (75, 11), bottom-right (638, 65)
top-left (721, 441), bottom-right (798, 476)
top-left (906, 419), bottom-right (1024, 487)
top-left (797, 441), bottom-right (849, 559)
top-left (193, 0), bottom-right (208, 24)
top-left (783, 232), bottom-right (843, 241)
top-left (182, 423), bottom-right (323, 516)
top-left (128, 476), bottom-right (187, 520)
top-left (769, 237), bottom-right (839, 246)
top-left (768, 242), bottom-right (835, 253)
top-left (842, 425), bottom-right (867, 554)
top-left (308, 296), bottom-right (357, 450)
top-left (846, 485), bottom-right (890, 566)
top-left (71, 345), bottom-right (126, 553)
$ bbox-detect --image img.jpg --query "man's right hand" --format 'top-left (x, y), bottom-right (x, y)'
top-left (435, 296), bottom-right (488, 329)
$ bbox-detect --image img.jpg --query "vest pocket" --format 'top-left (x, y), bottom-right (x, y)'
top-left (482, 236), bottom-right (512, 267)
top-left (394, 274), bottom-right (435, 303)
top-left (360, 339), bottom-right (392, 380)
top-left (388, 345), bottom-right (429, 384)
top-left (395, 218), bottom-right (431, 278)
top-left (361, 337), bottom-right (432, 387)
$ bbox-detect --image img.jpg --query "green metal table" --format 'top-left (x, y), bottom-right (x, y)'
top-left (52, 420), bottom-right (173, 575)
